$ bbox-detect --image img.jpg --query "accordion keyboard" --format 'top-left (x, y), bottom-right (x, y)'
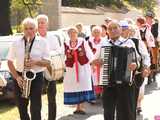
top-left (99, 46), bottom-right (112, 85)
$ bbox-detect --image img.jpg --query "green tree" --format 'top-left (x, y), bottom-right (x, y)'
top-left (142, 0), bottom-right (157, 14)
top-left (10, 0), bottom-right (42, 32)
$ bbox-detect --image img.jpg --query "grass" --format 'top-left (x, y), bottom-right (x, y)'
top-left (0, 83), bottom-right (63, 120)
top-left (0, 102), bottom-right (18, 120)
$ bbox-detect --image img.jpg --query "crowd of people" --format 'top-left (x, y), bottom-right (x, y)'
top-left (4, 10), bottom-right (160, 120)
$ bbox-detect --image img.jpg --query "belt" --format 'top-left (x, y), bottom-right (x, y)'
top-left (17, 71), bottom-right (43, 76)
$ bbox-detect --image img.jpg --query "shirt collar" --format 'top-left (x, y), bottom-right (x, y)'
top-left (22, 35), bottom-right (39, 41)
top-left (109, 37), bottom-right (123, 43)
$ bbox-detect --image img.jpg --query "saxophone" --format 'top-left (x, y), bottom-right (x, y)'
top-left (22, 37), bottom-right (36, 98)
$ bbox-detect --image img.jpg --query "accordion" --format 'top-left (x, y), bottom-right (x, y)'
top-left (99, 46), bottom-right (136, 86)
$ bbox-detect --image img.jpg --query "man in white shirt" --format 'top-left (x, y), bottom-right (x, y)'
top-left (119, 20), bottom-right (150, 73)
top-left (36, 14), bottom-right (60, 120)
top-left (99, 21), bottom-right (137, 120)
top-left (119, 20), bottom-right (151, 115)
top-left (7, 18), bottom-right (50, 120)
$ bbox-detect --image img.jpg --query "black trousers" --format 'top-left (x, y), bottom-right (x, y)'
top-left (103, 83), bottom-right (136, 120)
top-left (134, 74), bottom-right (144, 111)
top-left (14, 72), bottom-right (43, 120)
top-left (44, 78), bottom-right (57, 120)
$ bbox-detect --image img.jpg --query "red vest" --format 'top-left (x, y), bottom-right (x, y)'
top-left (64, 42), bottom-right (89, 67)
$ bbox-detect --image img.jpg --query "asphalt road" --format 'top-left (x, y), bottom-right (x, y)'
top-left (53, 74), bottom-right (160, 120)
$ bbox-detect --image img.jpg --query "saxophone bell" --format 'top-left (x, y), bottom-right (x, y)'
top-left (24, 69), bottom-right (36, 81)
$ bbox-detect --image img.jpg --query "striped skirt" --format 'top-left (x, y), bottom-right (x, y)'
top-left (64, 90), bottom-right (95, 105)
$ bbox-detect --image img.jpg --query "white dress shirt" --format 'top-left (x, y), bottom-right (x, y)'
top-left (43, 33), bottom-right (62, 53)
top-left (139, 27), bottom-right (155, 47)
top-left (138, 40), bottom-right (151, 67)
top-left (7, 36), bottom-right (49, 73)
top-left (101, 37), bottom-right (151, 67)
top-left (94, 37), bottom-right (140, 62)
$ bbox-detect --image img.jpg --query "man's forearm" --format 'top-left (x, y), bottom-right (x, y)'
top-left (8, 60), bottom-right (19, 79)
top-left (35, 59), bottom-right (51, 67)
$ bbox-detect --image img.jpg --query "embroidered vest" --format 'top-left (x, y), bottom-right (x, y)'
top-left (64, 42), bottom-right (89, 67)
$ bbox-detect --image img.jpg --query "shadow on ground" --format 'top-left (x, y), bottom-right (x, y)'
top-left (145, 77), bottom-right (160, 95)
top-left (0, 100), bottom-right (16, 114)
top-left (58, 100), bottom-right (103, 120)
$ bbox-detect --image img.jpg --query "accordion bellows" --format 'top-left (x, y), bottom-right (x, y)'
top-left (99, 46), bottom-right (136, 86)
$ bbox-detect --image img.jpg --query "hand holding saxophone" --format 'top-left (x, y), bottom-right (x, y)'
top-left (16, 76), bottom-right (25, 89)
top-left (24, 58), bottom-right (37, 69)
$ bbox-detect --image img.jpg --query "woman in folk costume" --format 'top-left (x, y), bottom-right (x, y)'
top-left (63, 27), bottom-right (95, 114)
top-left (136, 17), bottom-right (157, 85)
top-left (136, 17), bottom-right (156, 65)
top-left (88, 26), bottom-right (105, 97)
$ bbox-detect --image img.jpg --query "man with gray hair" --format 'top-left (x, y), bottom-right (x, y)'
top-left (36, 14), bottom-right (60, 120)
top-left (7, 17), bottom-right (50, 120)
top-left (99, 21), bottom-right (138, 120)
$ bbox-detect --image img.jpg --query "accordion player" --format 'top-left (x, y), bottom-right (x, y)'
top-left (99, 45), bottom-right (137, 86)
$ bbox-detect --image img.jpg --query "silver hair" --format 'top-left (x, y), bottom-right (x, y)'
top-left (36, 14), bottom-right (49, 23)
top-left (67, 27), bottom-right (78, 34)
top-left (22, 17), bottom-right (37, 29)
top-left (92, 26), bottom-right (102, 33)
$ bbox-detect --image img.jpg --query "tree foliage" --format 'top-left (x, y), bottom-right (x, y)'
top-left (142, 0), bottom-right (157, 14)
top-left (125, 0), bottom-right (157, 15)
top-left (62, 0), bottom-right (157, 11)
top-left (62, 0), bottom-right (123, 8)
top-left (10, 0), bottom-right (42, 32)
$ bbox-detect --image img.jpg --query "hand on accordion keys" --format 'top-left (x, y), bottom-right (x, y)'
top-left (128, 63), bottom-right (137, 71)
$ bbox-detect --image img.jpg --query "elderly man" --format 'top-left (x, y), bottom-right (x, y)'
top-left (120, 20), bottom-right (151, 115)
top-left (36, 14), bottom-right (61, 120)
top-left (7, 18), bottom-right (50, 120)
top-left (97, 21), bottom-right (138, 120)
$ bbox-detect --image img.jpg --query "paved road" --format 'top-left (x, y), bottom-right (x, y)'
top-left (48, 74), bottom-right (160, 120)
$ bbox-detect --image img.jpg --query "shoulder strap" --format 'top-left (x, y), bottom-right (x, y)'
top-left (119, 39), bottom-right (129, 45)
top-left (85, 36), bottom-right (90, 41)
top-left (130, 38), bottom-right (141, 56)
top-left (24, 36), bottom-right (35, 53)
top-left (64, 42), bottom-right (69, 52)
top-left (139, 27), bottom-right (147, 41)
top-left (144, 27), bottom-right (147, 33)
top-left (88, 41), bottom-right (94, 49)
top-left (54, 34), bottom-right (61, 47)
